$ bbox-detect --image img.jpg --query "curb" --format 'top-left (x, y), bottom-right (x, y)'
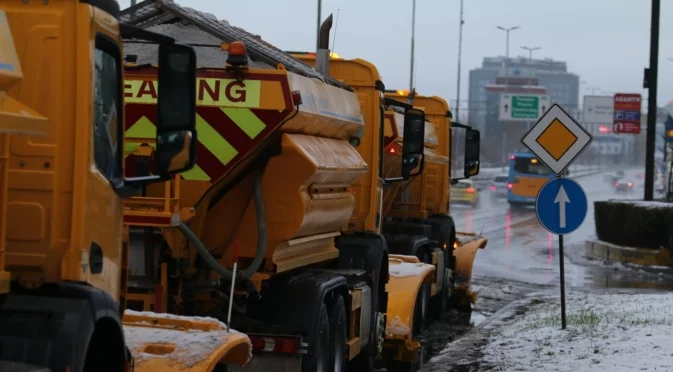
top-left (573, 169), bottom-right (607, 179)
top-left (585, 239), bottom-right (672, 267)
top-left (419, 294), bottom-right (547, 371)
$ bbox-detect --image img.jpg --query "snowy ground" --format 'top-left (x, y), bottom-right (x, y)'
top-left (481, 291), bottom-right (673, 371)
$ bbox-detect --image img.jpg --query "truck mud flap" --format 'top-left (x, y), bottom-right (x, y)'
top-left (122, 310), bottom-right (252, 371)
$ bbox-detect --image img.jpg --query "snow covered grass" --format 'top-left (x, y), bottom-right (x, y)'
top-left (482, 292), bottom-right (673, 371)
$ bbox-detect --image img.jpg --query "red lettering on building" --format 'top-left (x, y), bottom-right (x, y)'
top-left (198, 79), bottom-right (221, 101)
top-left (224, 81), bottom-right (247, 103)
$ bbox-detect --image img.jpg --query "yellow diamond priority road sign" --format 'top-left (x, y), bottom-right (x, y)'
top-left (521, 104), bottom-right (592, 175)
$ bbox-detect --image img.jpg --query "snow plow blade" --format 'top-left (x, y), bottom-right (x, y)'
top-left (123, 310), bottom-right (251, 371)
top-left (453, 232), bottom-right (488, 307)
top-left (383, 255), bottom-right (435, 362)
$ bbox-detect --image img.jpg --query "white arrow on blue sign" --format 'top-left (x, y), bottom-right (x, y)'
top-left (535, 177), bottom-right (588, 235)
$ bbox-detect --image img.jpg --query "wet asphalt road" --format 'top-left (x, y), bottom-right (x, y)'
top-left (451, 167), bottom-right (656, 289)
top-left (411, 167), bottom-right (673, 371)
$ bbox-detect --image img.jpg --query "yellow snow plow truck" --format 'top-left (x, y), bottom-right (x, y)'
top-left (0, 1), bottom-right (251, 371)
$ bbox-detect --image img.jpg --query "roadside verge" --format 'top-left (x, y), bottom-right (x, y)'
top-left (420, 294), bottom-right (546, 371)
top-left (478, 291), bottom-right (673, 371)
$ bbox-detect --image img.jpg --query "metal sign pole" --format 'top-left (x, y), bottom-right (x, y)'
top-left (556, 174), bottom-right (567, 330)
top-left (523, 104), bottom-right (591, 331)
top-left (559, 232), bottom-right (567, 329)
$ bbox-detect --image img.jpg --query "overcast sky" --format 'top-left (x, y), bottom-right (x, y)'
top-left (118, 0), bottom-right (673, 113)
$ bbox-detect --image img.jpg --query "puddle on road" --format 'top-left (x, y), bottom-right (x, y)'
top-left (584, 268), bottom-right (673, 291)
top-left (567, 243), bottom-right (673, 291)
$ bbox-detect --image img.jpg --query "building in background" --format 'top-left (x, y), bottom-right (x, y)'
top-left (468, 56), bottom-right (580, 165)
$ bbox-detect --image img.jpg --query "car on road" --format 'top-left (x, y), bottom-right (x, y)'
top-left (490, 174), bottom-right (508, 198)
top-left (605, 171), bottom-right (624, 184)
top-left (614, 179), bottom-right (634, 193)
top-left (451, 179), bottom-right (479, 206)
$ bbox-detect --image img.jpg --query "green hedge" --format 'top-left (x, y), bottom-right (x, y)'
top-left (594, 200), bottom-right (673, 250)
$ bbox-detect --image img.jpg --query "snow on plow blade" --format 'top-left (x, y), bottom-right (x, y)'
top-left (123, 310), bottom-right (252, 371)
top-left (384, 255), bottom-right (435, 361)
top-left (453, 232), bottom-right (488, 306)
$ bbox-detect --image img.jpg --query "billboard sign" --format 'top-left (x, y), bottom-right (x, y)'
top-left (582, 96), bottom-right (613, 124)
top-left (613, 93), bottom-right (642, 134)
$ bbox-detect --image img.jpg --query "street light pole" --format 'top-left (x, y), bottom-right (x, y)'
top-left (496, 25), bottom-right (519, 162)
top-left (645, 0), bottom-right (660, 201)
top-left (496, 26), bottom-right (520, 88)
top-left (409, 0), bottom-right (416, 91)
top-left (521, 46), bottom-right (541, 87)
top-left (455, 0), bottom-right (464, 122)
top-left (521, 46), bottom-right (541, 132)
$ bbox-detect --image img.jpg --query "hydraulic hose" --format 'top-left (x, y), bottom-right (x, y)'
top-left (178, 222), bottom-right (233, 281)
top-left (240, 166), bottom-right (267, 279)
top-left (177, 166), bottom-right (268, 288)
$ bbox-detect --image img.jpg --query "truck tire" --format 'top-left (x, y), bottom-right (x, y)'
top-left (328, 294), bottom-right (347, 372)
top-left (301, 302), bottom-right (330, 372)
top-left (413, 282), bottom-right (430, 335)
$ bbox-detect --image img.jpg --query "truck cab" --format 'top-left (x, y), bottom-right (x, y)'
top-left (0, 1), bottom-right (200, 371)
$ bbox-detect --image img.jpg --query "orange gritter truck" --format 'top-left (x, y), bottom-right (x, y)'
top-left (120, 1), bottom-right (429, 370)
top-left (383, 90), bottom-right (487, 311)
top-left (118, 1), bottom-right (484, 371)
top-left (286, 59), bottom-right (486, 369)
top-left (0, 1), bottom-right (256, 371)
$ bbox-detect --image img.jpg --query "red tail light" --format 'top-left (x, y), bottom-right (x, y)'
top-left (628, 182), bottom-right (633, 187)
top-left (510, 155), bottom-right (515, 160)
top-left (615, 182), bottom-right (619, 187)
top-left (466, 187), bottom-right (475, 193)
top-left (491, 185), bottom-right (496, 191)
top-left (249, 335), bottom-right (302, 354)
top-left (507, 183), bottom-right (513, 189)
top-left (291, 90), bottom-right (303, 105)
top-left (388, 147), bottom-right (396, 154)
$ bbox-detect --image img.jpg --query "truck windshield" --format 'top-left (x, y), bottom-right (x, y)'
top-left (513, 157), bottom-right (553, 175)
top-left (93, 36), bottom-right (123, 183)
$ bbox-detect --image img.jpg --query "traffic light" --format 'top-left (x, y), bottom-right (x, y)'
top-left (599, 125), bottom-right (608, 134)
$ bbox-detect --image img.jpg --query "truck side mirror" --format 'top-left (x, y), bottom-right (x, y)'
top-left (464, 128), bottom-right (480, 178)
top-left (155, 43), bottom-right (197, 175)
top-left (402, 108), bottom-right (426, 178)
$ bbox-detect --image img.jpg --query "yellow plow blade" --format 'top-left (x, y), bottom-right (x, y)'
top-left (123, 310), bottom-right (251, 371)
top-left (453, 233), bottom-right (488, 305)
top-left (384, 255), bottom-right (435, 360)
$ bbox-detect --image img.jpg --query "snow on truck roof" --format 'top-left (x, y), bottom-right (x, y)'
top-left (120, 0), bottom-right (353, 91)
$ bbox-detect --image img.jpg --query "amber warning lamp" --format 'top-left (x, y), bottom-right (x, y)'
top-left (223, 41), bottom-right (248, 67)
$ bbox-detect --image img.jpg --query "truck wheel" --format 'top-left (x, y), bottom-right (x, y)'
top-left (413, 282), bottom-right (430, 335)
top-left (302, 303), bottom-right (330, 372)
top-left (328, 294), bottom-right (347, 372)
top-left (432, 267), bottom-right (451, 317)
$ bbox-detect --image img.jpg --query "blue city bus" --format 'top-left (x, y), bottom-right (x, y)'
top-left (507, 151), bottom-right (561, 205)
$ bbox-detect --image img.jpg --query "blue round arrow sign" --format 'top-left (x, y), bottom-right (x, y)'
top-left (535, 177), bottom-right (588, 235)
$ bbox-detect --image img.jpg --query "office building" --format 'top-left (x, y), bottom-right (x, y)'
top-left (467, 56), bottom-right (580, 165)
